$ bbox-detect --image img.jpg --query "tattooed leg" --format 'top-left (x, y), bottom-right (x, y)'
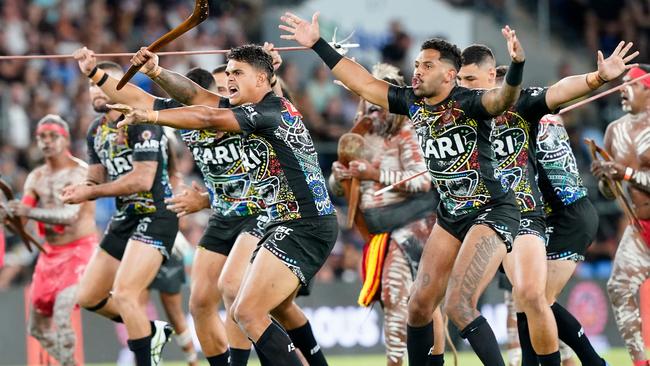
top-left (444, 224), bottom-right (507, 366)
top-left (382, 241), bottom-right (411, 366)
top-left (607, 226), bottom-right (650, 362)
top-left (445, 225), bottom-right (507, 328)
top-left (504, 234), bottom-right (559, 355)
top-left (408, 224), bottom-right (460, 326)
top-left (53, 285), bottom-right (79, 366)
top-left (28, 308), bottom-right (59, 361)
top-left (407, 224), bottom-right (459, 366)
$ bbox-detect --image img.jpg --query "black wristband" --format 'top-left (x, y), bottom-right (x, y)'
top-left (87, 66), bottom-right (99, 78)
top-left (505, 60), bottom-right (525, 86)
top-left (311, 38), bottom-right (343, 70)
top-left (97, 73), bottom-right (109, 87)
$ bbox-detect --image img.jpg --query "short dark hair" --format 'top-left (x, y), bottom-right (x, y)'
top-left (212, 64), bottom-right (227, 74)
top-left (185, 67), bottom-right (215, 90)
top-left (496, 65), bottom-right (508, 79)
top-left (227, 44), bottom-right (274, 82)
top-left (97, 61), bottom-right (123, 73)
top-left (421, 38), bottom-right (462, 71)
top-left (461, 44), bottom-right (495, 67)
top-left (36, 114), bottom-right (70, 136)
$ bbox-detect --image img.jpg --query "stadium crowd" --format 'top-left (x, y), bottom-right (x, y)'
top-left (0, 0), bottom-right (635, 289)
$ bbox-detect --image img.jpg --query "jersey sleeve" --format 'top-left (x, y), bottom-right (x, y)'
top-left (85, 120), bottom-right (101, 165)
top-left (387, 85), bottom-right (413, 116)
top-left (153, 98), bottom-right (183, 111)
top-left (129, 124), bottom-right (165, 162)
top-left (231, 97), bottom-right (280, 135)
top-left (518, 87), bottom-right (551, 122)
top-left (458, 87), bottom-right (492, 120)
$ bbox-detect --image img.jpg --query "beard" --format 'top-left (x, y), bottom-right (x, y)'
top-left (92, 99), bottom-right (110, 113)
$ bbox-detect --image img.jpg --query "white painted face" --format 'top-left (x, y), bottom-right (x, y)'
top-left (621, 85), bottom-right (635, 113)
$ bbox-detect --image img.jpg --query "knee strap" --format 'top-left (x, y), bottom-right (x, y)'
top-left (84, 296), bottom-right (123, 323)
top-left (84, 297), bottom-right (109, 312)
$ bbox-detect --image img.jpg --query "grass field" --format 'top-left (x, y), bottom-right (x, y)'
top-left (90, 348), bottom-right (635, 365)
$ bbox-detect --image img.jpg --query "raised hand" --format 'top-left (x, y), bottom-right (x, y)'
top-left (502, 25), bottom-right (525, 63)
top-left (130, 47), bottom-right (160, 76)
top-left (597, 41), bottom-right (639, 82)
top-left (73, 47), bottom-right (97, 75)
top-left (279, 12), bottom-right (321, 48)
top-left (263, 42), bottom-right (283, 71)
top-left (107, 104), bottom-right (156, 128)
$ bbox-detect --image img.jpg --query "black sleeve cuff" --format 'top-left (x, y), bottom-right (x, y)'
top-left (505, 60), bottom-right (525, 86)
top-left (311, 38), bottom-right (344, 70)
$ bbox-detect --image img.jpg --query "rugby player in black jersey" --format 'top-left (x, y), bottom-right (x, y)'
top-left (62, 61), bottom-right (177, 366)
top-left (279, 11), bottom-right (528, 366)
top-left (109, 44), bottom-right (338, 366)
top-left (458, 42), bottom-right (636, 365)
top-left (74, 46), bottom-right (330, 366)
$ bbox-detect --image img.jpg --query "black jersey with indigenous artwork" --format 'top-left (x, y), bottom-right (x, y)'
top-left (388, 85), bottom-right (510, 216)
top-left (536, 114), bottom-right (588, 213)
top-left (491, 87), bottom-right (551, 213)
top-left (153, 98), bottom-right (264, 217)
top-left (86, 115), bottom-right (173, 214)
top-left (230, 92), bottom-right (335, 222)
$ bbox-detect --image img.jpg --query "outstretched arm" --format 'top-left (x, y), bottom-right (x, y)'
top-left (130, 48), bottom-right (221, 106)
top-left (74, 47), bottom-right (156, 110)
top-left (280, 12), bottom-right (390, 109)
top-left (545, 41), bottom-right (638, 110)
top-left (110, 104), bottom-right (242, 132)
top-left (480, 26), bottom-right (525, 116)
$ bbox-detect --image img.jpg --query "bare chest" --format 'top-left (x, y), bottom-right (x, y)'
top-left (610, 121), bottom-right (650, 168)
top-left (33, 169), bottom-right (75, 207)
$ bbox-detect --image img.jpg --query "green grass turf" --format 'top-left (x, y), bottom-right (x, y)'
top-left (89, 348), bottom-right (635, 365)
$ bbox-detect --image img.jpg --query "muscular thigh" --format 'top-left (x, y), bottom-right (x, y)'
top-left (545, 260), bottom-right (577, 302)
top-left (411, 224), bottom-right (461, 302)
top-left (502, 234), bottom-right (547, 290)
top-left (77, 248), bottom-right (120, 302)
top-left (113, 240), bottom-right (164, 294)
top-left (219, 234), bottom-right (260, 295)
top-left (191, 248), bottom-right (227, 302)
top-left (448, 224), bottom-right (507, 310)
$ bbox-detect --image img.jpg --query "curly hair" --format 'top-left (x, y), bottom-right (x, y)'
top-left (420, 38), bottom-right (462, 71)
top-left (227, 44), bottom-right (274, 83)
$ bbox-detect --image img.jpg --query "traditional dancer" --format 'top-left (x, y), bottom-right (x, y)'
top-left (592, 64), bottom-right (650, 366)
top-left (2, 115), bottom-right (97, 366)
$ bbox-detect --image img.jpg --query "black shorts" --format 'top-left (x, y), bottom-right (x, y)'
top-left (199, 213), bottom-right (268, 256)
top-left (252, 215), bottom-right (338, 286)
top-left (436, 192), bottom-right (520, 252)
top-left (517, 212), bottom-right (547, 242)
top-left (546, 197), bottom-right (598, 261)
top-left (100, 210), bottom-right (178, 260)
top-left (149, 251), bottom-right (186, 294)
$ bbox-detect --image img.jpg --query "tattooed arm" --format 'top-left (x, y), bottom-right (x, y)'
top-left (130, 48), bottom-right (221, 106)
top-left (9, 168), bottom-right (83, 225)
top-left (74, 47), bottom-right (156, 110)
